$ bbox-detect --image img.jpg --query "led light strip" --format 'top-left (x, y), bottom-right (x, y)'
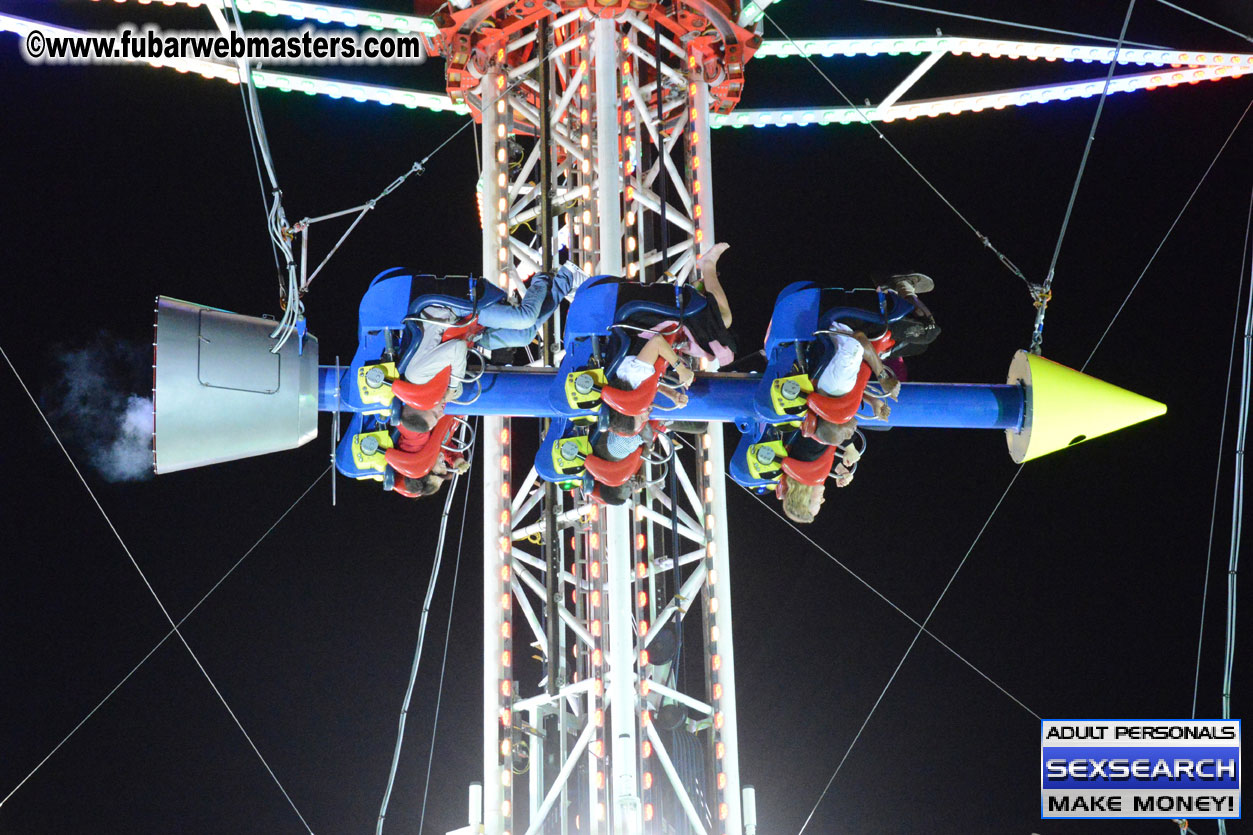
top-left (698, 431), bottom-right (731, 835)
top-left (754, 35), bottom-right (1253, 68)
top-left (496, 422), bottom-right (516, 835)
top-left (585, 503), bottom-right (607, 833)
top-left (87, 0), bottom-right (438, 35)
top-left (252, 68), bottom-right (466, 109)
top-left (577, 34), bottom-right (596, 274)
top-left (687, 66), bottom-right (707, 251)
top-left (632, 506), bottom-right (655, 827)
top-left (714, 62), bottom-right (1248, 128)
top-left (621, 33), bottom-right (639, 279)
top-left (738, 0), bottom-right (784, 27)
top-left (492, 67), bottom-right (512, 279)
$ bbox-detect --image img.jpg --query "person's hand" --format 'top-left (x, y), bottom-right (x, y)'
top-left (877, 367), bottom-right (900, 399)
top-left (870, 398), bottom-right (891, 421)
top-left (670, 389), bottom-right (690, 408)
top-left (675, 365), bottom-right (695, 387)
top-left (454, 458), bottom-right (471, 474)
top-left (842, 446), bottom-right (861, 467)
top-left (832, 463), bottom-right (855, 488)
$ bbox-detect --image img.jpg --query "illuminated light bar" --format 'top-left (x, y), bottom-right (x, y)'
top-left (713, 63), bottom-right (1247, 129)
top-left (252, 69), bottom-right (465, 110)
top-left (88, 0), bottom-right (438, 35)
top-left (495, 419), bottom-right (514, 835)
top-left (755, 36), bottom-right (1253, 68)
top-left (738, 0), bottom-right (785, 27)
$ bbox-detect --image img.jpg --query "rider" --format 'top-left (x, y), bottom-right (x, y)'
top-left (398, 263), bottom-right (590, 420)
top-left (775, 273), bottom-right (938, 523)
top-left (775, 428), bottom-right (862, 523)
top-left (384, 412), bottom-right (470, 498)
top-left (600, 243), bottom-right (736, 439)
top-left (801, 273), bottom-right (938, 445)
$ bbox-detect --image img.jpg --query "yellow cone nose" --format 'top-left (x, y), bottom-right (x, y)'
top-left (1006, 350), bottom-right (1167, 463)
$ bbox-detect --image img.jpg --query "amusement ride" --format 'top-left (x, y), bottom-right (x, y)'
top-left (1, 1), bottom-right (1249, 834)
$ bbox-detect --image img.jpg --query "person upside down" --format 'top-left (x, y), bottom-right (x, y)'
top-left (396, 263), bottom-right (591, 432)
top-left (580, 244), bottom-right (737, 503)
top-left (599, 243), bottom-right (735, 439)
top-left (385, 265), bottom-right (589, 498)
top-left (777, 273), bottom-right (940, 523)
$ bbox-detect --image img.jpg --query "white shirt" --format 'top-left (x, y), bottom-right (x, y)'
top-left (402, 306), bottom-right (467, 400)
top-left (813, 324), bottom-right (865, 397)
top-left (614, 355), bottom-right (656, 390)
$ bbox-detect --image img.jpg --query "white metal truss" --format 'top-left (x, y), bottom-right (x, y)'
top-left (473, 10), bottom-right (742, 835)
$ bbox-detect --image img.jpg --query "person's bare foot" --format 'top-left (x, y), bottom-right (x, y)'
top-left (697, 242), bottom-right (730, 279)
top-left (697, 242), bottom-right (732, 327)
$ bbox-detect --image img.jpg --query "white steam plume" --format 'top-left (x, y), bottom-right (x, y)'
top-left (43, 335), bottom-right (154, 482)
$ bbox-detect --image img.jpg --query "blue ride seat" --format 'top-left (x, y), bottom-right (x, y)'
top-left (347, 269), bottom-right (505, 415)
top-left (536, 417), bottom-right (597, 486)
top-left (396, 279), bottom-right (504, 379)
top-left (549, 278), bottom-right (705, 416)
top-left (729, 421), bottom-right (789, 491)
top-left (763, 281), bottom-right (821, 356)
top-left (753, 285), bottom-right (919, 424)
top-left (754, 282), bottom-right (821, 425)
top-left (563, 276), bottom-right (621, 338)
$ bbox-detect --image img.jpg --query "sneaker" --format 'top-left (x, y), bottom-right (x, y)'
top-left (892, 319), bottom-right (941, 344)
top-left (560, 262), bottom-right (592, 296)
top-left (885, 273), bottom-right (935, 295)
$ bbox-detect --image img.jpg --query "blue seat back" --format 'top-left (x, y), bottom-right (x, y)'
top-left (564, 276), bottom-right (620, 337)
top-left (728, 420), bottom-right (784, 490)
top-left (763, 281), bottom-right (821, 354)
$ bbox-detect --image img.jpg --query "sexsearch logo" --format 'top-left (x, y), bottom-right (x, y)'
top-left (1041, 720), bottom-right (1241, 819)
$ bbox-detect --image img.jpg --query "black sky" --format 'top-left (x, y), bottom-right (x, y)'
top-left (1, 1), bottom-right (1251, 834)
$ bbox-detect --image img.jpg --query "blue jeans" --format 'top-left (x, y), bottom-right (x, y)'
top-left (477, 265), bottom-right (577, 350)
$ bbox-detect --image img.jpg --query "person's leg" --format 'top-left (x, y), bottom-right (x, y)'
top-left (478, 322), bottom-right (540, 351)
top-left (552, 262), bottom-right (589, 298)
top-left (529, 262), bottom-right (585, 330)
top-left (880, 273), bottom-right (936, 322)
top-left (476, 273), bottom-right (552, 330)
top-left (696, 242), bottom-right (732, 328)
top-left (478, 263), bottom-right (599, 349)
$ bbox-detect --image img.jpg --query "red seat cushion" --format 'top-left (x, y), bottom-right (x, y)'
top-left (384, 414), bottom-right (457, 479)
top-left (583, 447), bottom-right (644, 487)
top-left (870, 331), bottom-right (895, 354)
top-left (807, 363), bottom-right (872, 424)
top-left (392, 366), bottom-right (453, 410)
top-left (395, 425), bottom-right (431, 453)
top-left (601, 358), bottom-right (666, 417)
top-left (780, 445), bottom-right (837, 486)
top-left (441, 316), bottom-right (484, 342)
top-left (392, 476), bottom-right (422, 498)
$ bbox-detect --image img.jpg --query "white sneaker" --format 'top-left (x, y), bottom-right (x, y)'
top-left (886, 273), bottom-right (935, 295)
top-left (561, 262), bottom-right (592, 295)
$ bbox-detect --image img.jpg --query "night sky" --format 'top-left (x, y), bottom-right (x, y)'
top-left (2, 1), bottom-right (1250, 834)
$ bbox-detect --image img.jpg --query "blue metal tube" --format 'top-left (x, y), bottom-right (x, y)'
top-left (318, 367), bottom-right (1024, 430)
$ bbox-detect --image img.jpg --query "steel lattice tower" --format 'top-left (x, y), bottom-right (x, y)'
top-left (433, 4), bottom-right (755, 833)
